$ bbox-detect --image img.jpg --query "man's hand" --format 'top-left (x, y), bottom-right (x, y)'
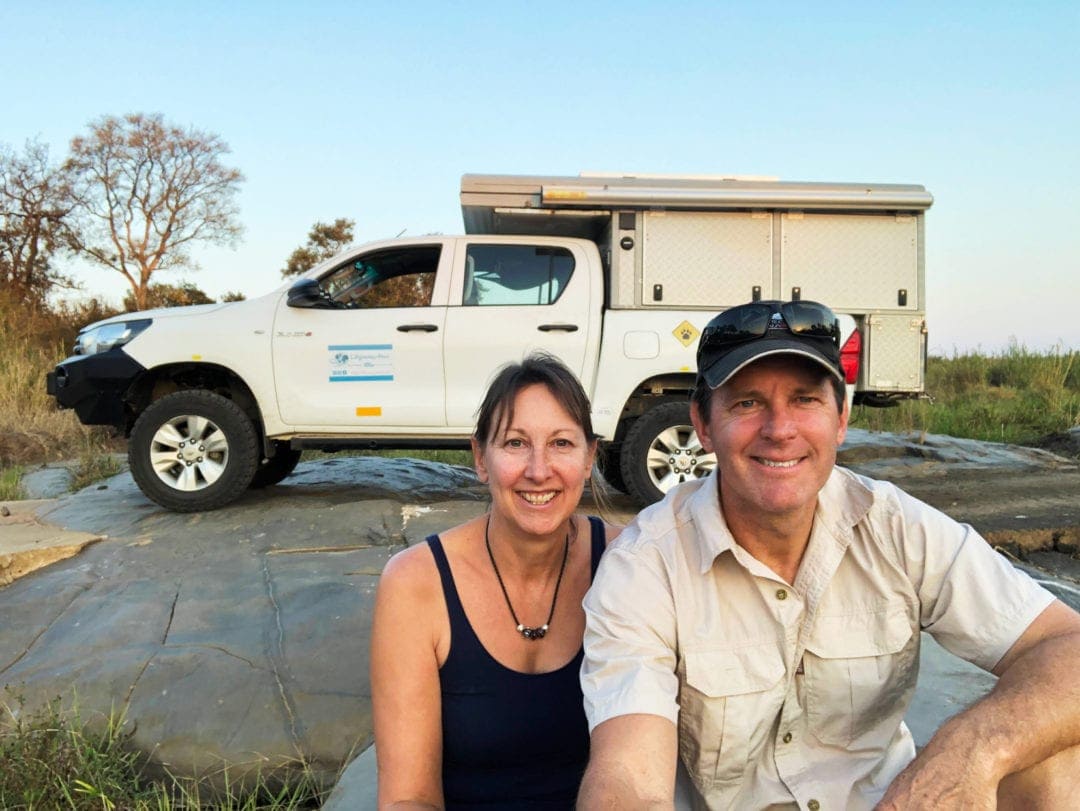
top-left (875, 719), bottom-right (999, 810)
top-left (880, 600), bottom-right (1080, 809)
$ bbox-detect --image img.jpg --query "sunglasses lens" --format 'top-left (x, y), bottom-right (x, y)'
top-left (702, 303), bottom-right (774, 347)
top-left (781, 302), bottom-right (839, 343)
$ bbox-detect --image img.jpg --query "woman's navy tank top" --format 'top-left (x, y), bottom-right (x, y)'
top-left (426, 516), bottom-right (605, 809)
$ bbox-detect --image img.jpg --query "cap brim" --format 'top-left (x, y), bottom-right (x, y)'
top-left (699, 337), bottom-right (844, 390)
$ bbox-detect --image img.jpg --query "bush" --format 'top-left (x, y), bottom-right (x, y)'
top-left (851, 343), bottom-right (1080, 444)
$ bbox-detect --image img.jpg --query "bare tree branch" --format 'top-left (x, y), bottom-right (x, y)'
top-left (0, 139), bottom-right (78, 307)
top-left (65, 113), bottom-right (244, 310)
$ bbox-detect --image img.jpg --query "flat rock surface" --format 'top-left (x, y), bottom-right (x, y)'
top-left (1, 434), bottom-right (1078, 796)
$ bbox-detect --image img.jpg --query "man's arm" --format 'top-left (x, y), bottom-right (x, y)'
top-left (878, 600), bottom-right (1080, 809)
top-left (577, 714), bottom-right (678, 809)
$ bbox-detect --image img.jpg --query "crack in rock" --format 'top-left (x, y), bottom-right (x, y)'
top-left (261, 556), bottom-right (306, 763)
top-left (160, 643), bottom-right (266, 671)
top-left (123, 584), bottom-right (180, 708)
top-left (0, 582), bottom-right (92, 675)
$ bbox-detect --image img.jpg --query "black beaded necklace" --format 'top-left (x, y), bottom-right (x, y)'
top-left (484, 514), bottom-right (570, 641)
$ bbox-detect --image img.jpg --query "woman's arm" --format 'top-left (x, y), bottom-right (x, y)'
top-left (371, 545), bottom-right (446, 809)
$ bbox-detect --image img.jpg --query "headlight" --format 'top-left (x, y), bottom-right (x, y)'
top-left (73, 319), bottom-right (153, 355)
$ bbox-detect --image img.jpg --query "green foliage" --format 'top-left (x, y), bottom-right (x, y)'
top-left (0, 466), bottom-right (26, 500)
top-left (280, 218), bottom-right (355, 278)
top-left (70, 450), bottom-right (123, 492)
top-left (850, 342), bottom-right (1080, 445)
top-left (123, 280), bottom-right (215, 312)
top-left (0, 696), bottom-right (153, 810)
top-left (220, 290), bottom-right (246, 302)
top-left (0, 695), bottom-right (325, 810)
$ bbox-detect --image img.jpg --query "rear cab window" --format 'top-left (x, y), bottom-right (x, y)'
top-left (463, 244), bottom-right (574, 306)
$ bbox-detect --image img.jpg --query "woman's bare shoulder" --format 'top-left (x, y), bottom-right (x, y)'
top-left (379, 516), bottom-right (484, 591)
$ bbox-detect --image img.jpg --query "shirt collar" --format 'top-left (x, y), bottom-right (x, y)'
top-left (686, 467), bottom-right (874, 575)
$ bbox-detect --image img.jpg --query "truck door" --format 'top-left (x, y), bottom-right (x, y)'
top-left (442, 240), bottom-right (594, 429)
top-left (272, 241), bottom-right (451, 428)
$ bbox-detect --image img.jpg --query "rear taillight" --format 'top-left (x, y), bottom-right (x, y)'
top-left (840, 330), bottom-right (861, 384)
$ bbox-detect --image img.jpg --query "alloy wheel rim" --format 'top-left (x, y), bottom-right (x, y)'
top-left (645, 424), bottom-right (717, 493)
top-left (149, 414), bottom-right (229, 491)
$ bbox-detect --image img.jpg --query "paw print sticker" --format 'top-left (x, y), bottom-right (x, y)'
top-left (672, 320), bottom-right (700, 348)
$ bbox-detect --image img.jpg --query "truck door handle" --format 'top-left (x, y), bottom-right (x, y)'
top-left (396, 323), bottom-right (438, 333)
top-left (538, 323), bottom-right (579, 333)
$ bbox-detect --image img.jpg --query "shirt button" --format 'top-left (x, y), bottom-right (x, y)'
top-left (808, 800), bottom-right (820, 810)
top-left (776, 588), bottom-right (788, 600)
top-left (782, 732), bottom-right (793, 743)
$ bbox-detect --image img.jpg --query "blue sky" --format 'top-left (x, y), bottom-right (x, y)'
top-left (2, 1), bottom-right (1077, 353)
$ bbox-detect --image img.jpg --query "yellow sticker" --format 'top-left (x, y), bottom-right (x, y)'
top-left (355, 406), bottom-right (382, 417)
top-left (672, 320), bottom-right (699, 348)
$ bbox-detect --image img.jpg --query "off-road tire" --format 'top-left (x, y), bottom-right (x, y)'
top-left (129, 390), bottom-right (260, 512)
top-left (250, 442), bottom-right (303, 489)
top-left (598, 441), bottom-right (628, 494)
top-left (620, 401), bottom-right (717, 506)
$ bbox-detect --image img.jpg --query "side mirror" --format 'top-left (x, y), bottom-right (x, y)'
top-left (287, 278), bottom-right (332, 308)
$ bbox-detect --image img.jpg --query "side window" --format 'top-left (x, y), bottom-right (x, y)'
top-left (320, 245), bottom-right (441, 308)
top-left (464, 245), bottom-right (574, 306)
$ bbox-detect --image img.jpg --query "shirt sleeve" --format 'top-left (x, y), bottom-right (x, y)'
top-left (883, 483), bottom-right (1055, 672)
top-left (580, 537), bottom-right (681, 732)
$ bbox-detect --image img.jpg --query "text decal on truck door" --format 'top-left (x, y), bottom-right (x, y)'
top-left (328, 344), bottom-right (395, 382)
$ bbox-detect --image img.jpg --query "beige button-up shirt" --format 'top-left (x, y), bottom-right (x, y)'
top-left (582, 468), bottom-right (1054, 810)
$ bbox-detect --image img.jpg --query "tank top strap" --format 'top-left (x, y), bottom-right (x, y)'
top-left (426, 534), bottom-right (469, 632)
top-left (587, 515), bottom-right (605, 579)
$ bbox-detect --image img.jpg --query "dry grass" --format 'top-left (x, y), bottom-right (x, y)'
top-left (0, 298), bottom-right (121, 468)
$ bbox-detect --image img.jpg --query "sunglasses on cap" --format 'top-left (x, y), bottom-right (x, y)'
top-left (698, 300), bottom-right (840, 354)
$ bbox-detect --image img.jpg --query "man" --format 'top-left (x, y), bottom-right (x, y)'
top-left (578, 300), bottom-right (1080, 809)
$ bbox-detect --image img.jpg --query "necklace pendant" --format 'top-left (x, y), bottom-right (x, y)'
top-left (518, 624), bottom-right (549, 641)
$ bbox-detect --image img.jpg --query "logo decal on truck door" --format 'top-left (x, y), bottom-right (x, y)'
top-left (672, 320), bottom-right (700, 348)
top-left (328, 344), bottom-right (395, 382)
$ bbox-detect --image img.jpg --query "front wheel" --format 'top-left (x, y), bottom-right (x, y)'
top-left (619, 402), bottom-right (717, 506)
top-left (129, 390), bottom-right (260, 512)
top-left (250, 442), bottom-right (303, 488)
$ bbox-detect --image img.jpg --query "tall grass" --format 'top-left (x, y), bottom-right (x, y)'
top-left (0, 695), bottom-right (324, 809)
top-left (0, 297), bottom-right (120, 468)
top-left (851, 341), bottom-right (1080, 444)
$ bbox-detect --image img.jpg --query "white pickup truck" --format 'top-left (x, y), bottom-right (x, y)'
top-left (47, 173), bottom-right (933, 512)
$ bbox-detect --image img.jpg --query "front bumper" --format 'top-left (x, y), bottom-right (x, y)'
top-left (46, 350), bottom-right (146, 428)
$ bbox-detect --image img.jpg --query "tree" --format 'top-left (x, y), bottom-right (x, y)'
top-left (0, 140), bottom-right (77, 308)
top-left (122, 280), bottom-right (215, 311)
top-left (280, 217), bottom-right (355, 278)
top-left (65, 113), bottom-right (244, 311)
top-left (220, 290), bottom-right (246, 302)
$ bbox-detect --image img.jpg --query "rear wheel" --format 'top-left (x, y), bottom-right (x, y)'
top-left (597, 441), bottom-right (627, 493)
top-left (250, 442), bottom-right (303, 488)
top-left (129, 390), bottom-right (260, 512)
top-left (620, 402), bottom-right (716, 506)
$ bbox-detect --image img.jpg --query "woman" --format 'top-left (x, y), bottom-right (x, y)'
top-left (371, 354), bottom-right (621, 809)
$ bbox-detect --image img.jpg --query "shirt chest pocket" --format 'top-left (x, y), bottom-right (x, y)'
top-left (678, 644), bottom-right (785, 793)
top-left (803, 603), bottom-right (916, 748)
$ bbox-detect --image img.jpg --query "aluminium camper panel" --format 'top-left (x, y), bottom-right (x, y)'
top-left (779, 212), bottom-right (920, 311)
top-left (640, 211), bottom-right (773, 306)
top-left (863, 313), bottom-right (926, 391)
